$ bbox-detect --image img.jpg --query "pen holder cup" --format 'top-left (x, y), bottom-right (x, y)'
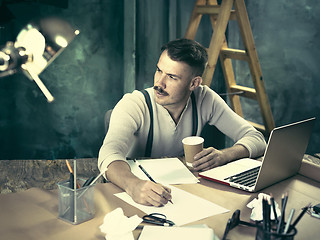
top-left (57, 179), bottom-right (95, 224)
top-left (255, 224), bottom-right (297, 240)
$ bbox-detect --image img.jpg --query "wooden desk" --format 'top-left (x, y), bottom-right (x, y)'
top-left (0, 174), bottom-right (319, 240)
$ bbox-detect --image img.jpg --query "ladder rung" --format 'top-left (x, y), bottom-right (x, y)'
top-left (247, 121), bottom-right (266, 134)
top-left (221, 48), bottom-right (248, 61)
top-left (230, 85), bottom-right (256, 99)
top-left (196, 6), bottom-right (237, 20)
top-left (185, 0), bottom-right (275, 136)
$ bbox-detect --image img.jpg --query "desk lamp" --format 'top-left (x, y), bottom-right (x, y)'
top-left (0, 17), bottom-right (79, 102)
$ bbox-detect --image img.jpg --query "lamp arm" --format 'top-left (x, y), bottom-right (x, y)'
top-left (22, 64), bottom-right (55, 103)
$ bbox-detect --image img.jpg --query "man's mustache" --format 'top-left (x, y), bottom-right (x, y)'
top-left (153, 86), bottom-right (167, 95)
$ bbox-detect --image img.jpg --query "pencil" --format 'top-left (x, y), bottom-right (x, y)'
top-left (283, 208), bottom-right (295, 234)
top-left (133, 159), bottom-right (173, 204)
top-left (289, 204), bottom-right (310, 232)
top-left (65, 160), bottom-right (80, 189)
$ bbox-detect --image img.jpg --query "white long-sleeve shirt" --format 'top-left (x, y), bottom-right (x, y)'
top-left (98, 85), bottom-right (266, 174)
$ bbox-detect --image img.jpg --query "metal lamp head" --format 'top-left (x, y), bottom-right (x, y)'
top-left (0, 17), bottom-right (79, 102)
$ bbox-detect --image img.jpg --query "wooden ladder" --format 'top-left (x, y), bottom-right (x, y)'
top-left (185, 0), bottom-right (275, 135)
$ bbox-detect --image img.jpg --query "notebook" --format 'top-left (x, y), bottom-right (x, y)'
top-left (199, 117), bottom-right (316, 192)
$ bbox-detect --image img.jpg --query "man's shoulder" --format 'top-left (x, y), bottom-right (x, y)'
top-left (120, 88), bottom-right (152, 103)
top-left (194, 85), bottom-right (220, 100)
top-left (114, 88), bottom-right (153, 113)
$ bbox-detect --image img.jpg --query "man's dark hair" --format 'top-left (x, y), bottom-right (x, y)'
top-left (160, 38), bottom-right (208, 77)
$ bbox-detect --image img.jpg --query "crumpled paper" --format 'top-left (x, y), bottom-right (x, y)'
top-left (247, 193), bottom-right (281, 221)
top-left (99, 208), bottom-right (143, 240)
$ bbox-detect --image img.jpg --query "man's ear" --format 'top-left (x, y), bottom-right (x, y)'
top-left (189, 76), bottom-right (202, 91)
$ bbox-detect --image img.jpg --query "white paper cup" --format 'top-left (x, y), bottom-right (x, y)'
top-left (182, 136), bottom-right (204, 167)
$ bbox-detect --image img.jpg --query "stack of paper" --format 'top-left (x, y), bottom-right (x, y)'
top-left (138, 225), bottom-right (219, 240)
top-left (127, 157), bottom-right (199, 185)
top-left (115, 185), bottom-right (229, 226)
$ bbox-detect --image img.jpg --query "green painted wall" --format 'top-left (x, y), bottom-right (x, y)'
top-left (0, 0), bottom-right (124, 159)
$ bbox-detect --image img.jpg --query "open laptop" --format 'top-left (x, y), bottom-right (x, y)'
top-left (199, 117), bottom-right (316, 192)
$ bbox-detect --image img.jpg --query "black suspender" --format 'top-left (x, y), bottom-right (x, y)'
top-left (141, 90), bottom-right (153, 158)
top-left (190, 91), bottom-right (198, 136)
top-left (141, 90), bottom-right (198, 158)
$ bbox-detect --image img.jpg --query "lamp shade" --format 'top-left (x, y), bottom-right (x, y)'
top-left (0, 17), bottom-right (79, 102)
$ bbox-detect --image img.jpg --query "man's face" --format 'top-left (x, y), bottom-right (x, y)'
top-left (153, 50), bottom-right (194, 110)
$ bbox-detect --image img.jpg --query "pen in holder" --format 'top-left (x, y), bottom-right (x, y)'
top-left (58, 160), bottom-right (95, 224)
top-left (255, 222), bottom-right (297, 240)
top-left (256, 195), bottom-right (300, 240)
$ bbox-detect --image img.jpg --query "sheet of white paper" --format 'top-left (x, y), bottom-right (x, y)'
top-left (114, 186), bottom-right (229, 226)
top-left (128, 158), bottom-right (199, 184)
top-left (138, 225), bottom-right (215, 240)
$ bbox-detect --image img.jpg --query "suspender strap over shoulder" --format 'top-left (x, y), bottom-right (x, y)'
top-left (141, 90), bottom-right (153, 158)
top-left (191, 91), bottom-right (198, 136)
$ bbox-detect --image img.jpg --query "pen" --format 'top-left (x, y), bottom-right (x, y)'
top-left (66, 160), bottom-right (80, 189)
top-left (262, 197), bottom-right (271, 232)
top-left (288, 204), bottom-right (310, 232)
top-left (262, 197), bottom-right (267, 231)
top-left (270, 193), bottom-right (278, 222)
top-left (83, 176), bottom-right (96, 187)
top-left (266, 199), bottom-right (271, 232)
top-left (283, 208), bottom-right (295, 234)
top-left (277, 193), bottom-right (288, 233)
top-left (88, 171), bottom-right (104, 186)
top-left (77, 169), bottom-right (104, 199)
top-left (133, 159), bottom-right (173, 204)
top-left (69, 172), bottom-right (74, 189)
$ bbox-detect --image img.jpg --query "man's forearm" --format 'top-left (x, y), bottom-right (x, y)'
top-left (222, 144), bottom-right (249, 163)
top-left (105, 160), bottom-right (140, 194)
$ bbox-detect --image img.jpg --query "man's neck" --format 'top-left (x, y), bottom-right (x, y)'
top-left (164, 98), bottom-right (190, 124)
top-left (167, 107), bottom-right (185, 124)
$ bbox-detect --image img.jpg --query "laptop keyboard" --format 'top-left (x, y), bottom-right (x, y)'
top-left (224, 166), bottom-right (260, 187)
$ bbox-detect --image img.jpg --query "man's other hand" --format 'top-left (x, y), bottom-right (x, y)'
top-left (192, 147), bottom-right (227, 171)
top-left (192, 145), bottom-right (250, 172)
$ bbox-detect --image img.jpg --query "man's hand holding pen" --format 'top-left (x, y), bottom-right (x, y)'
top-left (106, 160), bottom-right (173, 207)
top-left (127, 179), bottom-right (172, 207)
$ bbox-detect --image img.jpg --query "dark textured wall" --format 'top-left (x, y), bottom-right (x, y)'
top-left (0, 0), bottom-right (124, 159)
top-left (0, 0), bottom-right (319, 161)
top-left (231, 0), bottom-right (320, 154)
